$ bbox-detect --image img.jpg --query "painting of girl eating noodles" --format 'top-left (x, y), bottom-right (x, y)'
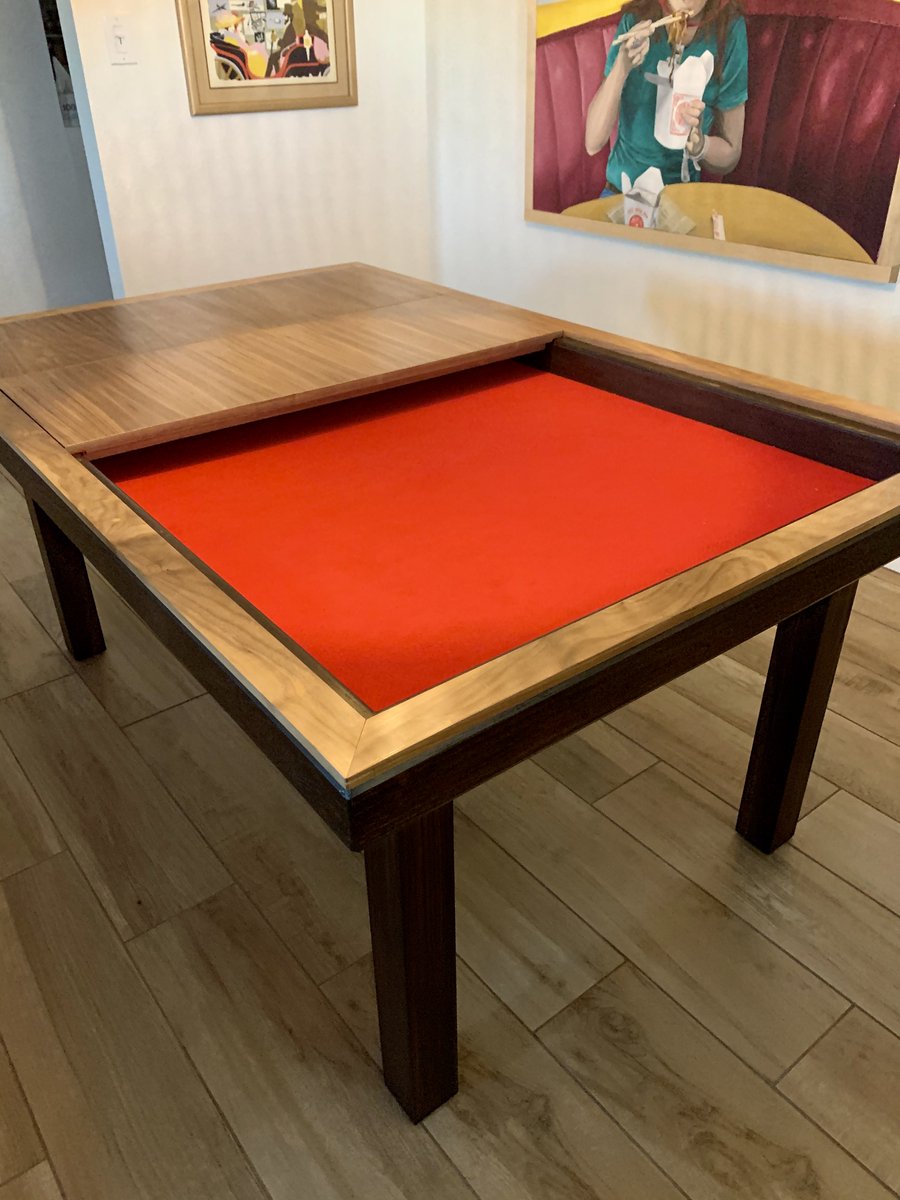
top-left (586, 1), bottom-right (747, 193)
top-left (528, 0), bottom-right (900, 280)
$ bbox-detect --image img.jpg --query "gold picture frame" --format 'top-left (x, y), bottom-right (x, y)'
top-left (175, 0), bottom-right (357, 116)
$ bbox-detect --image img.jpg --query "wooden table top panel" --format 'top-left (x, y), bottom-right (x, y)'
top-left (0, 265), bottom-right (441, 371)
top-left (1, 283), bottom-right (563, 457)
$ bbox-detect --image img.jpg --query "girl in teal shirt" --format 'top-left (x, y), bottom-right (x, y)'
top-left (586, 0), bottom-right (748, 190)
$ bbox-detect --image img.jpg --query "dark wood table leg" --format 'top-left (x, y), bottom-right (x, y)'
top-left (364, 804), bottom-right (458, 1121)
top-left (28, 499), bottom-right (106, 661)
top-left (737, 583), bottom-right (857, 854)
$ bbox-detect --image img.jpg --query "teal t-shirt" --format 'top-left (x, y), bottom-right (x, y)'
top-left (604, 13), bottom-right (748, 188)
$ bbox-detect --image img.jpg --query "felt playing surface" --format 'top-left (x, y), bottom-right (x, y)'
top-left (100, 361), bottom-right (873, 712)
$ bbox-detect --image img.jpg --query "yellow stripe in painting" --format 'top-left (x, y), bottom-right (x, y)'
top-left (538, 0), bottom-right (900, 40)
top-left (536, 0), bottom-right (623, 39)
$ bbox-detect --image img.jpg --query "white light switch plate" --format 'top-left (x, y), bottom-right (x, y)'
top-left (107, 15), bottom-right (138, 65)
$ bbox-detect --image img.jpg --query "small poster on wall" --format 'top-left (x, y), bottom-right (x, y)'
top-left (176, 0), bottom-right (357, 114)
top-left (527, 0), bottom-right (900, 282)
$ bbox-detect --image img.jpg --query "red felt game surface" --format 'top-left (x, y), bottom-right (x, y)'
top-left (100, 362), bottom-right (873, 712)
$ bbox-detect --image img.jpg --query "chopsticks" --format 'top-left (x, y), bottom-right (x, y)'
top-left (611, 11), bottom-right (692, 46)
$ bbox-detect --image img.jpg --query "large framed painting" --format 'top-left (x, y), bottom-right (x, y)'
top-left (176, 0), bottom-right (357, 115)
top-left (527, 0), bottom-right (900, 282)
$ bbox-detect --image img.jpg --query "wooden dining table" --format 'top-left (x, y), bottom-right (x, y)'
top-left (2, 264), bottom-right (899, 1123)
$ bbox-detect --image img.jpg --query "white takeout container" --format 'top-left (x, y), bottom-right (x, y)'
top-left (654, 50), bottom-right (714, 150)
top-left (621, 167), bottom-right (665, 229)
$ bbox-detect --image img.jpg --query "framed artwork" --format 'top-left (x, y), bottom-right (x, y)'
top-left (175, 0), bottom-right (357, 115)
top-left (527, 0), bottom-right (900, 283)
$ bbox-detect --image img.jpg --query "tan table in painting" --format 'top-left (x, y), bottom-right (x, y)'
top-left (1, 263), bottom-right (899, 1122)
top-left (565, 182), bottom-right (874, 264)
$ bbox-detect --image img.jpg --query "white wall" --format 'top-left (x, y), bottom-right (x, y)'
top-left (0, 0), bottom-right (111, 317)
top-left (65, 0), bottom-right (434, 297)
top-left (424, 1), bottom-right (900, 415)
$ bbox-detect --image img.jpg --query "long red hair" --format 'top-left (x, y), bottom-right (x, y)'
top-left (620, 0), bottom-right (743, 76)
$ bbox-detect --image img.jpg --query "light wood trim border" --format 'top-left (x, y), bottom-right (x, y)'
top-left (877, 160), bottom-right (900, 270)
top-left (174, 0), bottom-right (357, 115)
top-left (525, 3), bottom-right (538, 219)
top-left (524, 7), bottom-right (900, 284)
top-left (526, 209), bottom-right (899, 285)
top-left (0, 394), bottom-right (365, 787)
top-left (348, 473), bottom-right (900, 789)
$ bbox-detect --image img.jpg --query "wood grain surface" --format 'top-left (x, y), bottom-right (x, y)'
top-left (0, 1165), bottom-right (63, 1200)
top-left (593, 763), bottom-right (900, 1041)
top-left (131, 886), bottom-right (475, 1200)
top-left (0, 1043), bottom-right (41, 1187)
top-left (670, 653), bottom-right (900, 823)
top-left (779, 1008), bottom-right (900, 1193)
top-left (454, 811), bottom-right (622, 1029)
top-left (793, 792), bottom-right (900, 918)
top-left (0, 856), bottom-right (268, 1200)
top-left (325, 957), bottom-right (685, 1200)
top-left (459, 761), bottom-right (848, 1079)
top-left (856, 569), bottom-right (900, 626)
top-left (605, 686), bottom-right (834, 814)
top-left (0, 678), bottom-right (229, 940)
top-left (0, 263), bottom-right (439, 345)
top-left (364, 805), bottom-right (459, 1120)
top-left (0, 736), bottom-right (60, 884)
top-left (553, 329), bottom-right (900, 439)
top-left (126, 695), bottom-right (371, 984)
top-left (0, 576), bottom-right (68, 703)
top-left (1, 274), bottom-right (562, 457)
top-left (15, 567), bottom-right (204, 727)
top-left (0, 477), bottom-right (41, 586)
top-left (533, 720), bottom-right (656, 806)
top-left (541, 965), bottom-right (894, 1200)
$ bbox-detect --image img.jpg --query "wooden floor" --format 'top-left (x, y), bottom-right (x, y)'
top-left (1, 462), bottom-right (899, 1200)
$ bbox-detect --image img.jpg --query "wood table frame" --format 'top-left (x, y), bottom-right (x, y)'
top-left (2, 268), bottom-right (900, 1123)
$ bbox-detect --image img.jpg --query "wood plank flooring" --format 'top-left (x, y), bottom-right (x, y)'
top-left (0, 1164), bottom-right (64, 1200)
top-left (1, 475), bottom-right (898, 1199)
